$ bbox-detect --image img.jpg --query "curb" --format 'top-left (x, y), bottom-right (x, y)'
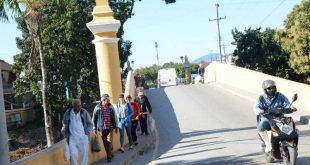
top-left (123, 116), bottom-right (156, 165)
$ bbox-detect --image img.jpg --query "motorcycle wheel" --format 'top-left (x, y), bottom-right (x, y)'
top-left (283, 147), bottom-right (297, 165)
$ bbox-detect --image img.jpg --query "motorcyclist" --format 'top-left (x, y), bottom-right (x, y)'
top-left (253, 79), bottom-right (297, 159)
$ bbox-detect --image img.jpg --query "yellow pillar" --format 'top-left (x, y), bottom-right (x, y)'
top-left (86, 0), bottom-right (122, 104)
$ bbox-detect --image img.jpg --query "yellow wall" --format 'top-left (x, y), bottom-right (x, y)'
top-left (204, 62), bottom-right (310, 112)
top-left (11, 132), bottom-right (123, 165)
top-left (6, 108), bottom-right (35, 128)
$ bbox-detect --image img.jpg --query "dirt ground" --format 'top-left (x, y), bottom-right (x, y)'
top-left (9, 126), bottom-right (47, 163)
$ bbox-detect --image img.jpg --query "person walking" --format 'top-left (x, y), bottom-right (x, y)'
top-left (92, 93), bottom-right (118, 163)
top-left (126, 95), bottom-right (140, 145)
top-left (135, 91), bottom-right (152, 136)
top-left (61, 99), bottom-right (93, 165)
top-left (115, 94), bottom-right (134, 152)
top-left (197, 63), bottom-right (205, 83)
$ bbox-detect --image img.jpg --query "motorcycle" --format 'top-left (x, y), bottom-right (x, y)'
top-left (257, 93), bottom-right (299, 165)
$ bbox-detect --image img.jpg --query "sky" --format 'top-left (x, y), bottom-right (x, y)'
top-left (0, 0), bottom-right (301, 68)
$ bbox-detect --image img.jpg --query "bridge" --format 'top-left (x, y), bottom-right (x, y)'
top-left (10, 62), bottom-right (310, 165)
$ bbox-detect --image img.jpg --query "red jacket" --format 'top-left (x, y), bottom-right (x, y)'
top-left (130, 102), bottom-right (139, 121)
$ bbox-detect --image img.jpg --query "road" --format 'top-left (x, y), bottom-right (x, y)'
top-left (135, 83), bottom-right (310, 165)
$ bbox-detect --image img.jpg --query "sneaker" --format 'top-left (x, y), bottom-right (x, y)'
top-left (119, 147), bottom-right (125, 152)
top-left (129, 145), bottom-right (134, 150)
top-left (107, 157), bottom-right (112, 163)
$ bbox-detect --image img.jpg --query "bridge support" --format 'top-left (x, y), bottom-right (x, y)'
top-left (86, 0), bottom-right (122, 103)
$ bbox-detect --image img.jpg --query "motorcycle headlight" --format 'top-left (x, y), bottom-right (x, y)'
top-left (276, 122), bottom-right (293, 135)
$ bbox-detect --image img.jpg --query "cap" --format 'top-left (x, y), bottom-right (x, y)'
top-left (101, 93), bottom-right (110, 100)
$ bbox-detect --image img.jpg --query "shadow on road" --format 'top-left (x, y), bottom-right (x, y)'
top-left (147, 88), bottom-right (182, 158)
top-left (157, 152), bottom-right (263, 165)
top-left (146, 88), bottom-right (261, 164)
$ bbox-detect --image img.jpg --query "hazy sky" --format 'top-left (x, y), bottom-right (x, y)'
top-left (0, 0), bottom-right (301, 68)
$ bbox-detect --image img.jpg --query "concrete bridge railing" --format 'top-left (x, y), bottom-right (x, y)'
top-left (204, 62), bottom-right (310, 113)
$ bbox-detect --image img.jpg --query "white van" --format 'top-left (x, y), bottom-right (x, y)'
top-left (157, 68), bottom-right (178, 88)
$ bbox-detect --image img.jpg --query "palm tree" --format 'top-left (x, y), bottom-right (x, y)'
top-left (0, 0), bottom-right (57, 147)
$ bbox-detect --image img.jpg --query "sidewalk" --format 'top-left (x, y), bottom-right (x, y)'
top-left (209, 82), bottom-right (310, 125)
top-left (92, 117), bottom-right (156, 165)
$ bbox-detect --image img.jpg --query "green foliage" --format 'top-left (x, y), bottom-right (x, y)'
top-left (109, 0), bottom-right (176, 70)
top-left (13, 1), bottom-right (98, 125)
top-left (232, 28), bottom-right (294, 79)
top-left (232, 0), bottom-right (309, 84)
top-left (281, 0), bottom-right (310, 82)
top-left (138, 64), bottom-right (159, 88)
top-left (138, 62), bottom-right (198, 87)
top-left (164, 0), bottom-right (176, 4)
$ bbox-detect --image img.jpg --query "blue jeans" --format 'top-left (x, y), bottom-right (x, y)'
top-left (258, 116), bottom-right (271, 132)
top-left (119, 119), bottom-right (133, 146)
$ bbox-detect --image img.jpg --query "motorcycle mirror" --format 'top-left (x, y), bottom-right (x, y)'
top-left (292, 93), bottom-right (298, 102)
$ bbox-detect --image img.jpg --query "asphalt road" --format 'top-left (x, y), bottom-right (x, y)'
top-left (134, 83), bottom-right (310, 165)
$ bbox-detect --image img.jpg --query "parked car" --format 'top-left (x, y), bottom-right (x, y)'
top-left (157, 68), bottom-right (178, 88)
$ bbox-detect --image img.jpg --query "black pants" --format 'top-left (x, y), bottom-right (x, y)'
top-left (101, 129), bottom-right (113, 158)
top-left (131, 120), bottom-right (138, 142)
top-left (139, 115), bottom-right (148, 135)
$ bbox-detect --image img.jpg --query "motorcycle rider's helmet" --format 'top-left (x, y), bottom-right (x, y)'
top-left (262, 79), bottom-right (277, 97)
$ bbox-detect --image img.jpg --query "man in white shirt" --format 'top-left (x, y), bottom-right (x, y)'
top-left (61, 99), bottom-right (93, 165)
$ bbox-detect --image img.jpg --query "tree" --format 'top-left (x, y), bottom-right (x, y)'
top-left (232, 28), bottom-right (293, 79)
top-left (0, 0), bottom-right (66, 147)
top-left (109, 0), bottom-right (176, 78)
top-left (138, 65), bottom-right (159, 88)
top-left (4, 0), bottom-right (177, 148)
top-left (13, 1), bottom-right (98, 144)
top-left (281, 0), bottom-right (310, 82)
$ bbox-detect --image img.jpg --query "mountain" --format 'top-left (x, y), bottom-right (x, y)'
top-left (192, 53), bottom-right (219, 64)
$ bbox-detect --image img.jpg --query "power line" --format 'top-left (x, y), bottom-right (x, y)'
top-left (257, 0), bottom-right (287, 27)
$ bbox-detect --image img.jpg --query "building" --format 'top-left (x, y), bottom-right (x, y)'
top-left (0, 60), bottom-right (35, 128)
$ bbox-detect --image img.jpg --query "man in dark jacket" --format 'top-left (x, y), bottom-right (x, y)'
top-left (61, 99), bottom-right (93, 165)
top-left (135, 91), bottom-right (152, 136)
top-left (92, 93), bottom-right (118, 162)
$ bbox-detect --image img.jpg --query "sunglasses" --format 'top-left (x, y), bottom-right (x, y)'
top-left (266, 86), bottom-right (276, 90)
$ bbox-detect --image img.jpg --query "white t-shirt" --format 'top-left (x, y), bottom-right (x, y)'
top-left (69, 109), bottom-right (85, 140)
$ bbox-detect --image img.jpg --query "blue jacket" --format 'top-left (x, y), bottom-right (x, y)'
top-left (114, 102), bottom-right (134, 128)
top-left (253, 92), bottom-right (290, 115)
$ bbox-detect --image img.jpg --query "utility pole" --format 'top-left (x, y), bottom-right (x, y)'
top-left (209, 3), bottom-right (226, 63)
top-left (0, 65), bottom-right (10, 165)
top-left (155, 42), bottom-right (160, 68)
